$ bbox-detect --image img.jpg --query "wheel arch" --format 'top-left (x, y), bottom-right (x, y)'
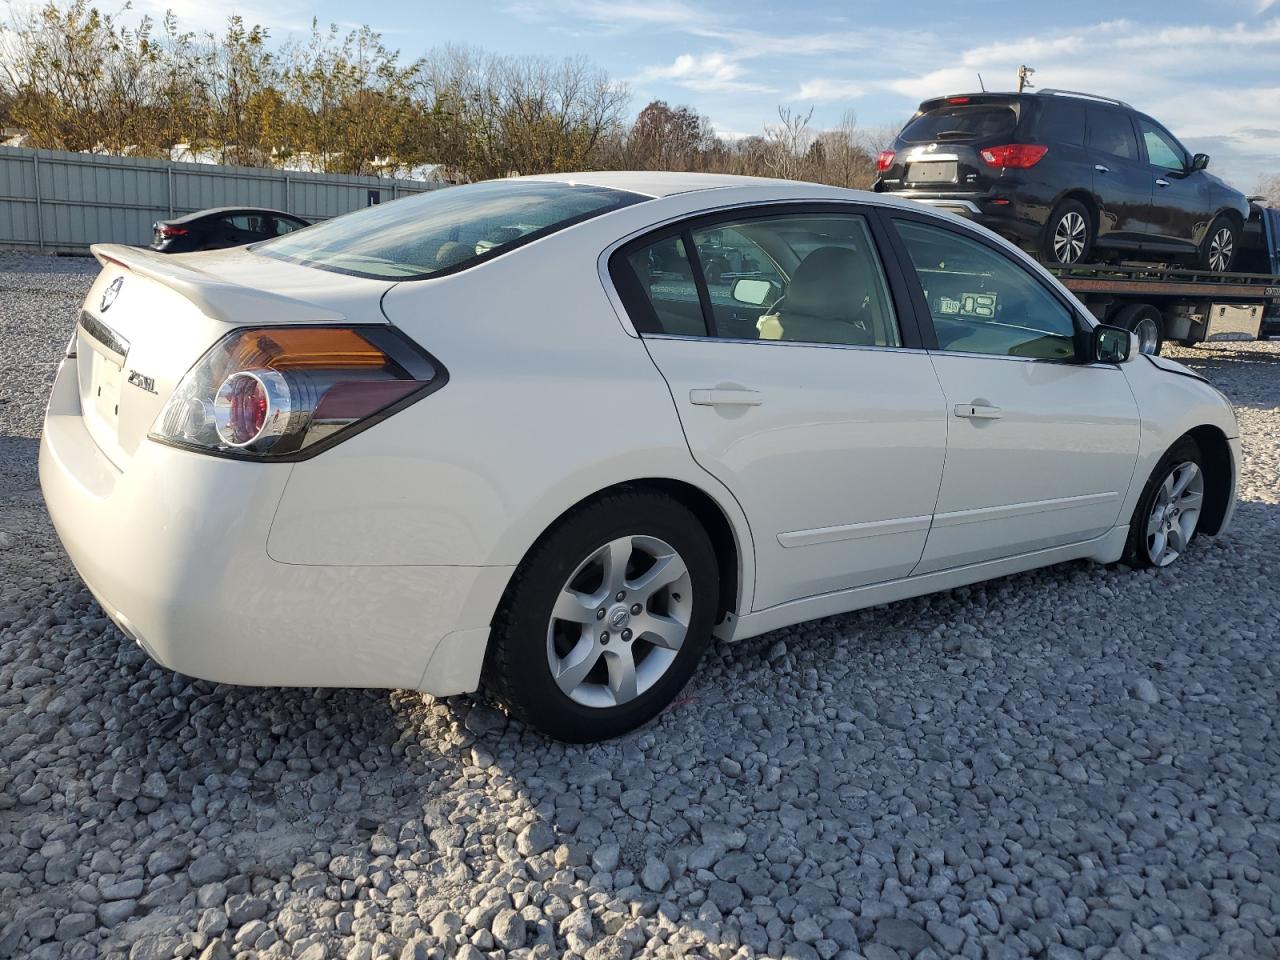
top-left (492, 477), bottom-right (749, 631)
top-left (1185, 424), bottom-right (1233, 536)
top-left (1054, 189), bottom-right (1099, 235)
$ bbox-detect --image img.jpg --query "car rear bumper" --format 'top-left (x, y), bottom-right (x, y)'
top-left (39, 356), bottom-right (507, 695)
top-left (892, 193), bottom-right (1044, 244)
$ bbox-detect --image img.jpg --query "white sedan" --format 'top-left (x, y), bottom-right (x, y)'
top-left (40, 173), bottom-right (1239, 741)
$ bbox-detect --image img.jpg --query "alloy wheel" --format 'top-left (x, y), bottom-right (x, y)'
top-left (546, 535), bottom-right (693, 708)
top-left (1145, 461), bottom-right (1204, 567)
top-left (1208, 228), bottom-right (1233, 272)
top-left (1053, 211), bottom-right (1088, 264)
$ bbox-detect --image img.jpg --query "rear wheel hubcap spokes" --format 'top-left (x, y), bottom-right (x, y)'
top-left (1055, 212), bottom-right (1086, 263)
top-left (547, 535), bottom-right (692, 708)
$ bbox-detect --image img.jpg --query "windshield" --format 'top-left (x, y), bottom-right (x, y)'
top-left (900, 104), bottom-right (1018, 143)
top-left (255, 180), bottom-right (645, 280)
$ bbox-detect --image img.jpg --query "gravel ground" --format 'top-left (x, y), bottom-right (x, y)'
top-left (2, 252), bottom-right (1279, 960)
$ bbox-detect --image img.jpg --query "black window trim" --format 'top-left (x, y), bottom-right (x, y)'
top-left (606, 200), bottom-right (930, 351)
top-left (883, 207), bottom-right (1104, 366)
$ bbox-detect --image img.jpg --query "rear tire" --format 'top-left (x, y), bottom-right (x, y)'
top-left (1042, 200), bottom-right (1093, 266)
top-left (484, 491), bottom-right (719, 742)
top-left (1199, 216), bottom-right (1237, 272)
top-left (1112, 303), bottom-right (1164, 356)
top-left (1121, 438), bottom-right (1205, 568)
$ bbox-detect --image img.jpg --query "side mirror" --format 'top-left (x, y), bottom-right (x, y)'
top-left (1093, 324), bottom-right (1134, 364)
top-left (1192, 153), bottom-right (1210, 171)
top-left (732, 277), bottom-right (774, 306)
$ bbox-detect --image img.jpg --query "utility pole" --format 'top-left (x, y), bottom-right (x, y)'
top-left (1017, 65), bottom-right (1035, 93)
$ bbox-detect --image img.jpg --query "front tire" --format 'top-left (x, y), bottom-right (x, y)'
top-left (485, 491), bottom-right (719, 742)
top-left (1199, 216), bottom-right (1237, 272)
top-left (1122, 438), bottom-right (1205, 568)
top-left (1042, 200), bottom-right (1093, 266)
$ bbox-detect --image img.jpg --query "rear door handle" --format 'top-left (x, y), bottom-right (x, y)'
top-left (954, 403), bottom-right (1002, 420)
top-left (1094, 164), bottom-right (1110, 174)
top-left (690, 388), bottom-right (764, 407)
top-left (1155, 178), bottom-right (1169, 187)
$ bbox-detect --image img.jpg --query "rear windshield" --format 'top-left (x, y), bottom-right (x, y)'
top-left (899, 104), bottom-right (1018, 144)
top-left (254, 180), bottom-right (645, 280)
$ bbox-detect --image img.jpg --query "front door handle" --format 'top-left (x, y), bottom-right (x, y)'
top-left (1094, 164), bottom-right (1110, 174)
top-left (690, 388), bottom-right (764, 407)
top-left (954, 403), bottom-right (1002, 420)
top-left (1155, 178), bottom-right (1169, 187)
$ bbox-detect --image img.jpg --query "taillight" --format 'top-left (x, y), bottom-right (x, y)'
top-left (876, 150), bottom-right (896, 173)
top-left (151, 326), bottom-right (443, 460)
top-left (159, 225), bottom-right (188, 238)
top-left (980, 144), bottom-right (1048, 169)
top-left (947, 96), bottom-right (971, 105)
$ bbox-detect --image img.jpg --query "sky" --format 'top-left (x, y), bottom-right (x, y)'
top-left (129, 0), bottom-right (1280, 191)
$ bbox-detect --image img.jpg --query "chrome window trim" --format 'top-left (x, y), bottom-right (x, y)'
top-left (640, 332), bottom-right (927, 356)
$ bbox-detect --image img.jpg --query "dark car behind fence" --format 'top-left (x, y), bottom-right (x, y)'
top-left (0, 146), bottom-right (444, 254)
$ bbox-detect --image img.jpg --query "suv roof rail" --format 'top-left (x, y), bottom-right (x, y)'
top-left (1037, 88), bottom-right (1132, 109)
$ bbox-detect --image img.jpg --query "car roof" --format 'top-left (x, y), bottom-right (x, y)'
top-left (164, 206), bottom-right (304, 225)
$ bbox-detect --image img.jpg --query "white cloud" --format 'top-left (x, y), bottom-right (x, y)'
top-left (633, 52), bottom-right (775, 94)
top-left (790, 79), bottom-right (864, 103)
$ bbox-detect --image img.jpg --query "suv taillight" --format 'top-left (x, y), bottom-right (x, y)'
top-left (159, 224), bottom-right (188, 238)
top-left (876, 150), bottom-right (896, 173)
top-left (980, 144), bottom-right (1048, 169)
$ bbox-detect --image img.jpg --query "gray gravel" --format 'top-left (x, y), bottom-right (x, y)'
top-left (2, 252), bottom-right (1279, 960)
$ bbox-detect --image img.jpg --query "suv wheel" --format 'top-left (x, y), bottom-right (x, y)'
top-left (485, 491), bottom-right (719, 742)
top-left (1200, 216), bottom-right (1237, 272)
top-left (1042, 200), bottom-right (1093, 266)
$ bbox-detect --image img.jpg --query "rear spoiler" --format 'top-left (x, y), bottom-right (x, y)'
top-left (90, 244), bottom-right (346, 325)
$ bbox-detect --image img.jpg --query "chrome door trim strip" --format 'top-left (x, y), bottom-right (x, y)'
top-left (932, 491), bottom-right (1118, 529)
top-left (778, 514), bottom-right (933, 548)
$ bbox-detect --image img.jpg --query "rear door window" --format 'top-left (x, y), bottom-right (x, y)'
top-left (1087, 108), bottom-right (1139, 160)
top-left (900, 104), bottom-right (1017, 144)
top-left (257, 180), bottom-right (644, 279)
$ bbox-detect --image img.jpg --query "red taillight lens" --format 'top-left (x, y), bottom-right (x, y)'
top-left (153, 326), bottom-right (443, 459)
top-left (948, 96), bottom-right (971, 104)
top-left (980, 144), bottom-right (1048, 169)
top-left (159, 225), bottom-right (188, 238)
top-left (876, 149), bottom-right (896, 172)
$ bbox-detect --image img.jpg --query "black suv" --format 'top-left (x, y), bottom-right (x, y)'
top-left (873, 90), bottom-right (1250, 271)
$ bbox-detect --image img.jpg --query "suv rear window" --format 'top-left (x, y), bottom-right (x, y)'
top-left (899, 104), bottom-right (1017, 144)
top-left (255, 180), bottom-right (644, 280)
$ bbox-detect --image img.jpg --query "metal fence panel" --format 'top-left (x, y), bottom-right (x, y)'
top-left (0, 145), bottom-right (443, 253)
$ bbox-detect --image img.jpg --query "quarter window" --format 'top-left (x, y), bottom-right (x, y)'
top-left (894, 219), bottom-right (1078, 361)
top-left (619, 235), bottom-right (707, 337)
